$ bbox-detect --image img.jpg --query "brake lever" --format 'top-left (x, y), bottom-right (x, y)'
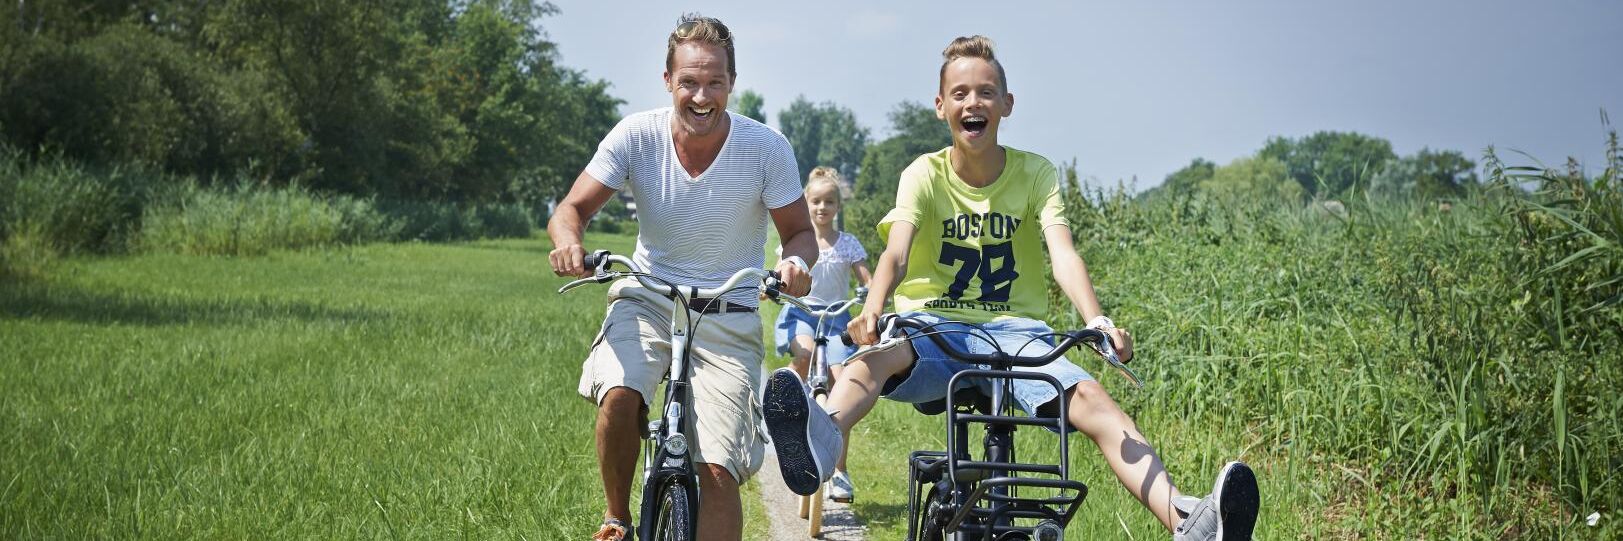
top-left (558, 277), bottom-right (597, 294)
top-left (1091, 339), bottom-right (1143, 389)
top-left (840, 315), bottom-right (905, 363)
top-left (558, 272), bottom-right (615, 294)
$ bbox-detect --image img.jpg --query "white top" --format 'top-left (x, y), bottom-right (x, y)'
top-left (796, 232), bottom-right (868, 306)
top-left (586, 107), bottom-right (803, 307)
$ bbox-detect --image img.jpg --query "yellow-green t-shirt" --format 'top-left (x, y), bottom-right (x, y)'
top-left (878, 147), bottom-right (1069, 323)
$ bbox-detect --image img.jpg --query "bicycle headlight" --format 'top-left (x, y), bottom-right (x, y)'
top-left (665, 433), bottom-right (688, 456)
top-left (1032, 520), bottom-right (1062, 541)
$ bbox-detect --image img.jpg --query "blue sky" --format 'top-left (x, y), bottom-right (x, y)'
top-left (547, 1), bottom-right (1622, 191)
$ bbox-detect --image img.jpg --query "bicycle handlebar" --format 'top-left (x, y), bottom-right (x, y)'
top-left (559, 249), bottom-right (784, 300)
top-left (842, 314), bottom-right (1143, 387)
top-left (770, 286), bottom-right (867, 319)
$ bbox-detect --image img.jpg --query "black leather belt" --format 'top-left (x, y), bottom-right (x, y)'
top-left (687, 298), bottom-right (756, 314)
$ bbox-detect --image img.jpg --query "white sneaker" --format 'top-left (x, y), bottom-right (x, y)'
top-left (764, 368), bottom-right (843, 496)
top-left (827, 470), bottom-right (854, 502)
top-left (1172, 461), bottom-right (1260, 540)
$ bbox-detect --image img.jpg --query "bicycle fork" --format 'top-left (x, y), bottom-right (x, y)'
top-left (639, 322), bottom-right (699, 540)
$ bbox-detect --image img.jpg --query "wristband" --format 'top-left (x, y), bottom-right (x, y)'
top-left (782, 255), bottom-right (810, 274)
top-left (1085, 315), bottom-right (1116, 331)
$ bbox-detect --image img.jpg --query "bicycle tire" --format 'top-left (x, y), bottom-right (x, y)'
top-left (648, 480), bottom-right (694, 541)
top-left (910, 483), bottom-right (949, 541)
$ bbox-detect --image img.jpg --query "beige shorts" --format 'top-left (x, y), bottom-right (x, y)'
top-left (577, 279), bottom-right (767, 483)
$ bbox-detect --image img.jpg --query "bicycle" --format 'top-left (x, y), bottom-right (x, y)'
top-left (560, 249), bottom-right (800, 541)
top-left (767, 287), bottom-right (868, 537)
top-left (840, 314), bottom-right (1143, 541)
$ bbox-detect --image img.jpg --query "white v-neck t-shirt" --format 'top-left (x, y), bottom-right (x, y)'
top-left (585, 107), bottom-right (803, 307)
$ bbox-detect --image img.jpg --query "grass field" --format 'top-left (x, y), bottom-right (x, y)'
top-left (0, 234), bottom-right (777, 539)
top-left (6, 188), bottom-right (1619, 539)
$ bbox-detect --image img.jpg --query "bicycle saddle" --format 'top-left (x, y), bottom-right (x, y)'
top-left (913, 386), bottom-right (995, 416)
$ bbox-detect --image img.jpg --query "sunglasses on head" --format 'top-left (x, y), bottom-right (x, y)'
top-left (673, 19), bottom-right (729, 42)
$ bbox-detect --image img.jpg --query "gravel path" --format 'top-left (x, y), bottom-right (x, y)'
top-left (757, 451), bottom-right (866, 540)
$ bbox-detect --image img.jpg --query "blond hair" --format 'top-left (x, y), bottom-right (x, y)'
top-left (805, 166), bottom-right (846, 201)
top-left (667, 14), bottom-right (736, 80)
top-left (939, 35), bottom-right (1007, 93)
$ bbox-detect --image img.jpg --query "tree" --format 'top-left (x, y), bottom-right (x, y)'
top-left (1201, 155), bottom-right (1302, 202)
top-left (1260, 131), bottom-right (1395, 196)
top-left (844, 101), bottom-right (950, 251)
top-left (730, 89), bottom-right (766, 124)
top-left (777, 96), bottom-right (869, 183)
top-left (1370, 147), bottom-right (1478, 199)
top-left (1142, 158), bottom-right (1215, 199)
top-left (852, 101), bottom-right (949, 198)
top-left (0, 0), bottom-right (622, 206)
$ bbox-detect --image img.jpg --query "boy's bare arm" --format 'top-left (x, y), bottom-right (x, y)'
top-left (1043, 225), bottom-right (1105, 321)
top-left (1045, 224), bottom-right (1134, 360)
top-left (848, 222), bottom-right (916, 345)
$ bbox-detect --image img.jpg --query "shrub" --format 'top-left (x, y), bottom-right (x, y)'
top-left (380, 200), bottom-right (536, 242)
top-left (0, 147), bottom-right (165, 278)
top-left (139, 180), bottom-right (398, 256)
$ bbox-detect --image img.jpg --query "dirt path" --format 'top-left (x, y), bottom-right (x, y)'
top-left (757, 451), bottom-right (866, 540)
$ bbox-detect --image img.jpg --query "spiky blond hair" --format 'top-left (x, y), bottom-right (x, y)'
top-left (939, 35), bottom-right (1007, 93)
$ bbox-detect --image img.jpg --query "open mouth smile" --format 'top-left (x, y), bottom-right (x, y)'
top-left (961, 115), bottom-right (988, 136)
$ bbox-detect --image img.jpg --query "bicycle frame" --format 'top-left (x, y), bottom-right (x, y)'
top-left (560, 250), bottom-right (784, 541)
top-left (841, 316), bottom-right (1134, 540)
top-left (775, 288), bottom-right (866, 402)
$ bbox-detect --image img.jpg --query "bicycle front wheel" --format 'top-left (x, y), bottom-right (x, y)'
top-left (910, 482), bottom-right (949, 541)
top-left (649, 480), bottom-right (694, 541)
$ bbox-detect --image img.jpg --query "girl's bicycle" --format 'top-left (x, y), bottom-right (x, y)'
top-left (560, 249), bottom-right (806, 541)
top-left (841, 314), bottom-right (1142, 541)
top-left (768, 288), bottom-right (867, 537)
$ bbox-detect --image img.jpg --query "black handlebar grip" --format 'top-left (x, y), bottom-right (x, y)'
top-left (763, 270), bottom-right (782, 300)
top-left (583, 250), bottom-right (609, 272)
top-left (840, 332), bottom-right (855, 347)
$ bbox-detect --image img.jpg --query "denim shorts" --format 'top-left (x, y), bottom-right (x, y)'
top-left (774, 304), bottom-right (856, 365)
top-left (881, 312), bottom-right (1094, 416)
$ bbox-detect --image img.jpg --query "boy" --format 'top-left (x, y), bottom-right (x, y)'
top-left (763, 36), bottom-right (1260, 540)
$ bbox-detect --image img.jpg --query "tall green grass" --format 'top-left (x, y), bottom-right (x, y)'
top-left (1, 149), bottom-right (542, 276)
top-left (0, 147), bottom-right (152, 277)
top-left (140, 181), bottom-right (400, 256)
top-left (7, 133), bottom-right (1618, 538)
top-left (378, 200), bottom-right (537, 242)
top-left (1006, 129), bottom-right (1623, 537)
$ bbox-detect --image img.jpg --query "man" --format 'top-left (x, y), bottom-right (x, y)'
top-left (546, 14), bottom-right (818, 541)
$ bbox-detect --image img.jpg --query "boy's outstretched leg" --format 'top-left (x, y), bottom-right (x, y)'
top-left (764, 344), bottom-right (914, 496)
top-left (1062, 380), bottom-right (1258, 539)
top-left (1063, 380), bottom-right (1185, 529)
top-left (762, 368), bottom-right (843, 495)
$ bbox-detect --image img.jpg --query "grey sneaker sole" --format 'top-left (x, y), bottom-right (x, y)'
top-left (1215, 462), bottom-right (1259, 540)
top-left (764, 370), bottom-right (823, 496)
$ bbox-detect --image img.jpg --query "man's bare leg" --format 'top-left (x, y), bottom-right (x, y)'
top-left (596, 387), bottom-right (644, 524)
top-left (695, 463), bottom-right (741, 540)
